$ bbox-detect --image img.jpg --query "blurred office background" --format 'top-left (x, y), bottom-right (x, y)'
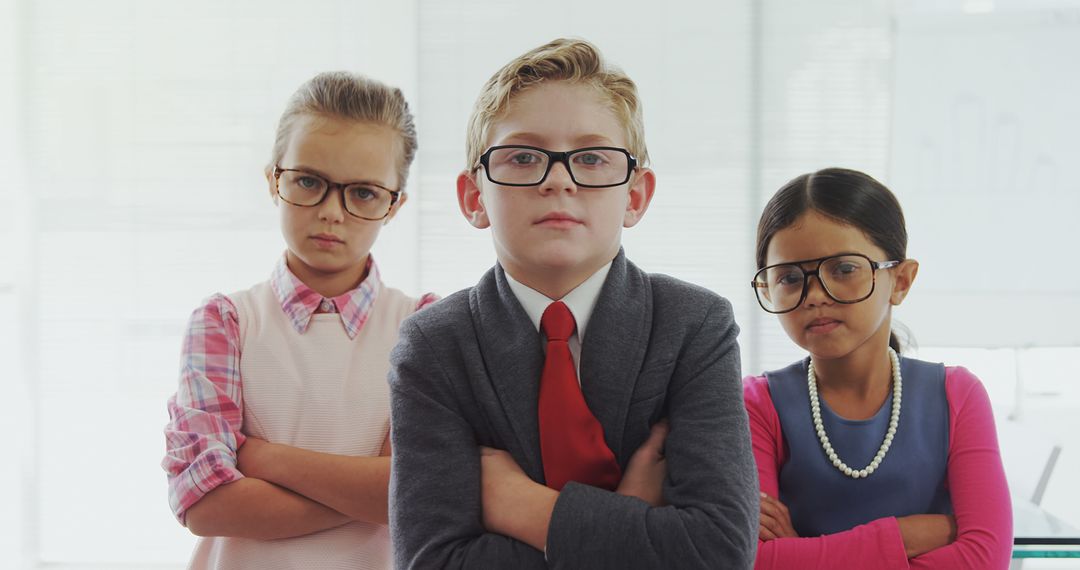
top-left (1, 0), bottom-right (1078, 567)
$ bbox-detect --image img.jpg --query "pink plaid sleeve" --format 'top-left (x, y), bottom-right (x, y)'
top-left (415, 292), bottom-right (440, 311)
top-left (162, 293), bottom-right (247, 525)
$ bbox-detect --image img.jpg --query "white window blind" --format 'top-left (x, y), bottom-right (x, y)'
top-left (19, 1), bottom-right (419, 566)
top-left (9, 1), bottom-right (1079, 567)
top-left (752, 0), bottom-right (895, 373)
top-left (415, 0), bottom-right (758, 369)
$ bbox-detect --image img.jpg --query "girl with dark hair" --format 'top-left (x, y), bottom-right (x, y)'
top-left (744, 168), bottom-right (1013, 568)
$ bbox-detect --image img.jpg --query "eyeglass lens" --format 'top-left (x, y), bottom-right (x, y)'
top-left (754, 255), bottom-right (877, 313)
top-left (278, 170), bottom-right (393, 219)
top-left (485, 147), bottom-right (630, 187)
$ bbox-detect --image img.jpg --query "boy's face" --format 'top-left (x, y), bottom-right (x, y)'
top-left (457, 81), bottom-right (655, 291)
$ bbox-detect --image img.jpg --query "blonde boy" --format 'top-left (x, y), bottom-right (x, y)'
top-left (388, 39), bottom-right (758, 569)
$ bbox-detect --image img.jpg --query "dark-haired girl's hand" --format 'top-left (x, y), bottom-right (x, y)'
top-left (759, 492), bottom-right (799, 541)
top-left (897, 514), bottom-right (957, 557)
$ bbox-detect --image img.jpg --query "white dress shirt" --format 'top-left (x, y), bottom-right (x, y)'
top-left (504, 261), bottom-right (613, 380)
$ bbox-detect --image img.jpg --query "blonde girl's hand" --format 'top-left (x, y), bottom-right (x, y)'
top-left (616, 419), bottom-right (669, 507)
top-left (379, 429), bottom-right (392, 456)
top-left (236, 436), bottom-right (277, 480)
top-left (759, 492), bottom-right (799, 541)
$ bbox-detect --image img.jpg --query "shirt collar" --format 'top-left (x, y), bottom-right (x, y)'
top-left (269, 253), bottom-right (382, 339)
top-left (504, 261), bottom-right (612, 340)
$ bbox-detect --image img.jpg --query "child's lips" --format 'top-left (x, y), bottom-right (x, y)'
top-left (310, 234), bottom-right (345, 248)
top-left (535, 212), bottom-right (584, 228)
top-left (806, 318), bottom-right (842, 334)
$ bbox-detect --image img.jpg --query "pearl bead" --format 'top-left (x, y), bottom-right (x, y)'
top-left (808, 347), bottom-right (902, 480)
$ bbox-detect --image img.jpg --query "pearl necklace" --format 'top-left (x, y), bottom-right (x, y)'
top-left (807, 347), bottom-right (902, 479)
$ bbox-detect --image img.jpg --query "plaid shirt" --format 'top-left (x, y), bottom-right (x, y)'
top-left (162, 254), bottom-right (438, 523)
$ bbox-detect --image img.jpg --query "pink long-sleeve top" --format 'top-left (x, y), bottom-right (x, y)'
top-left (743, 366), bottom-right (1013, 569)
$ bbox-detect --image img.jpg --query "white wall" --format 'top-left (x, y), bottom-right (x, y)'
top-left (12, 1), bottom-right (418, 566)
top-left (6, 0), bottom-right (1079, 567)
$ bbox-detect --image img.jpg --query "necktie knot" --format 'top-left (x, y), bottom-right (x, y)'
top-left (541, 301), bottom-right (575, 342)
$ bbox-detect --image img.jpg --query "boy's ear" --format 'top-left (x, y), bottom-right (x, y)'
top-left (382, 192), bottom-right (409, 225)
top-left (890, 259), bottom-right (919, 305)
top-left (623, 167), bottom-right (656, 228)
top-left (457, 170), bottom-right (490, 229)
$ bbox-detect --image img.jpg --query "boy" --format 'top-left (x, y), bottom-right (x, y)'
top-left (388, 38), bottom-right (758, 569)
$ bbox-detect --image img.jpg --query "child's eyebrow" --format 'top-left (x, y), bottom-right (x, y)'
top-left (572, 134), bottom-right (616, 147)
top-left (291, 164), bottom-right (391, 187)
top-left (494, 132), bottom-right (617, 149)
top-left (494, 132), bottom-right (548, 146)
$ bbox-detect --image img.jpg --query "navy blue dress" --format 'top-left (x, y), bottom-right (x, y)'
top-left (766, 356), bottom-right (954, 536)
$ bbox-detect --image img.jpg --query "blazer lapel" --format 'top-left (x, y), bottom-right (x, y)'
top-left (579, 249), bottom-right (652, 465)
top-left (469, 264), bottom-right (546, 480)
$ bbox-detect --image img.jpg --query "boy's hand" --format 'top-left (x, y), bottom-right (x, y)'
top-left (759, 493), bottom-right (798, 540)
top-left (479, 446), bottom-right (557, 550)
top-left (616, 420), bottom-right (669, 506)
top-left (897, 514), bottom-right (957, 558)
top-left (479, 447), bottom-right (531, 533)
top-left (237, 436), bottom-right (278, 481)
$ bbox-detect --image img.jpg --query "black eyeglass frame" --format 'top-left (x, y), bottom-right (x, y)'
top-left (475, 145), bottom-right (639, 188)
top-left (751, 252), bottom-right (901, 314)
top-left (272, 165), bottom-right (401, 221)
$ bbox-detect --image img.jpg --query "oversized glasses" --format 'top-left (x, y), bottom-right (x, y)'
top-left (476, 145), bottom-right (638, 188)
top-left (273, 166), bottom-right (401, 221)
top-left (752, 253), bottom-right (900, 314)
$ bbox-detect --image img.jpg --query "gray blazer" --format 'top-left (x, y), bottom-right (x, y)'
top-left (388, 250), bottom-right (758, 569)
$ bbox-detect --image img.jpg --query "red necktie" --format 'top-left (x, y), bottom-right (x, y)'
top-left (538, 301), bottom-right (621, 491)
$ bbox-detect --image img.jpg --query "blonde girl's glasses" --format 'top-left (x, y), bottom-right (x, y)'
top-left (273, 166), bottom-right (401, 221)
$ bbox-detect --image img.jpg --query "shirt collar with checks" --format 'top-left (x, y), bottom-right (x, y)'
top-left (269, 253), bottom-right (381, 339)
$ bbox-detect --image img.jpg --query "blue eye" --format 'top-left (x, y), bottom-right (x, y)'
top-left (508, 151), bottom-right (543, 166)
top-left (574, 152), bottom-right (607, 167)
top-left (347, 186), bottom-right (378, 202)
top-left (295, 175), bottom-right (326, 192)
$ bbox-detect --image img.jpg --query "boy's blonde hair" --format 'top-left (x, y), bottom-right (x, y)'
top-left (271, 71), bottom-right (418, 190)
top-left (465, 38), bottom-right (649, 171)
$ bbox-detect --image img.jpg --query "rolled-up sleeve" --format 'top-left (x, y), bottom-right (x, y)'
top-left (162, 294), bottom-right (247, 525)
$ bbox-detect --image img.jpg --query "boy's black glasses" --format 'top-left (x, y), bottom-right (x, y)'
top-left (751, 253), bottom-right (900, 314)
top-left (273, 166), bottom-right (401, 221)
top-left (476, 145), bottom-right (638, 188)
